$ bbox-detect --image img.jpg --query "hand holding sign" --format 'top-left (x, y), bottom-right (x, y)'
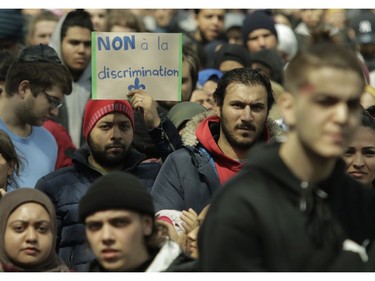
top-left (127, 89), bottom-right (160, 129)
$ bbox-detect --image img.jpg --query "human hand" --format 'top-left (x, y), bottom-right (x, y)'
top-left (0, 188), bottom-right (6, 198)
top-left (181, 208), bottom-right (199, 233)
top-left (127, 89), bottom-right (160, 129)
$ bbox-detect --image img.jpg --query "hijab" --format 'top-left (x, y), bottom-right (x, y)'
top-left (0, 188), bottom-right (69, 272)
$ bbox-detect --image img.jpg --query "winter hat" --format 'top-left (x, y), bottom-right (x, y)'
top-left (198, 68), bottom-right (223, 87)
top-left (352, 11), bottom-right (375, 44)
top-left (83, 99), bottom-right (134, 139)
top-left (155, 209), bottom-right (184, 236)
top-left (167, 101), bottom-right (207, 131)
top-left (0, 9), bottom-right (24, 42)
top-left (242, 10), bottom-right (278, 44)
top-left (251, 48), bottom-right (284, 84)
top-left (224, 12), bottom-right (245, 32)
top-left (213, 43), bottom-right (251, 69)
top-left (79, 171), bottom-right (154, 222)
top-left (18, 44), bottom-right (61, 64)
top-left (275, 23), bottom-right (298, 62)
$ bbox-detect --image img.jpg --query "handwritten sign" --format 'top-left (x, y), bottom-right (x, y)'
top-left (91, 32), bottom-right (182, 101)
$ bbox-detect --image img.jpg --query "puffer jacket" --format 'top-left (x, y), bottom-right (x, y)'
top-left (35, 144), bottom-right (161, 271)
top-left (151, 112), bottom-right (283, 214)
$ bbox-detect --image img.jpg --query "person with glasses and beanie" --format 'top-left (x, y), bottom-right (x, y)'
top-left (0, 44), bottom-right (72, 188)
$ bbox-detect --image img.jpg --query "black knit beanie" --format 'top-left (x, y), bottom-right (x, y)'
top-left (213, 43), bottom-right (251, 69)
top-left (79, 171), bottom-right (155, 222)
top-left (242, 10), bottom-right (278, 44)
top-left (18, 44), bottom-right (62, 64)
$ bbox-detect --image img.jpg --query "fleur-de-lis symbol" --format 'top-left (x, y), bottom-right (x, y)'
top-left (128, 78), bottom-right (146, 91)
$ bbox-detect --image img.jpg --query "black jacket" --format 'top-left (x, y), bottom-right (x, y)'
top-left (35, 144), bottom-right (161, 271)
top-left (198, 142), bottom-right (375, 271)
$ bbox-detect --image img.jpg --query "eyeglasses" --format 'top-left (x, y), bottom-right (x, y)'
top-left (43, 91), bottom-right (63, 109)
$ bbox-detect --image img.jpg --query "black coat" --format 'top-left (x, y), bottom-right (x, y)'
top-left (35, 144), bottom-right (161, 271)
top-left (198, 142), bottom-right (375, 271)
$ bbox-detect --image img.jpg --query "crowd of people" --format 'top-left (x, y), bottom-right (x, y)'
top-left (1, 8), bottom-right (375, 272)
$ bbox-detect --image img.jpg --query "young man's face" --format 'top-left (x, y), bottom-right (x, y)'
top-left (30, 20), bottom-right (57, 45)
top-left (245, 29), bottom-right (278, 53)
top-left (19, 82), bottom-right (64, 126)
top-left (88, 113), bottom-right (134, 169)
top-left (61, 26), bottom-right (91, 72)
top-left (195, 9), bottom-right (225, 42)
top-left (85, 210), bottom-right (153, 271)
top-left (291, 67), bottom-right (363, 159)
top-left (218, 83), bottom-right (269, 151)
top-left (86, 9), bottom-right (108, 32)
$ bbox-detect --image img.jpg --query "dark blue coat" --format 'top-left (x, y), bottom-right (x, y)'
top-left (151, 145), bottom-right (220, 214)
top-left (35, 144), bottom-right (161, 272)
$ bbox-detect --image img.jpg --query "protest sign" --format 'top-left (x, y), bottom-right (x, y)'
top-left (92, 32), bottom-right (182, 101)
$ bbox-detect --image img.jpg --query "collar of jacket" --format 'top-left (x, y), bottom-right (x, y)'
top-left (72, 143), bottom-right (147, 173)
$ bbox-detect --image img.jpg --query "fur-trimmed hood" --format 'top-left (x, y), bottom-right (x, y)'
top-left (181, 111), bottom-right (285, 147)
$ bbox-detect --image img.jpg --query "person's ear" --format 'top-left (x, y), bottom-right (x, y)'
top-left (142, 215), bottom-right (153, 236)
top-left (18, 80), bottom-right (30, 99)
top-left (278, 91), bottom-right (296, 128)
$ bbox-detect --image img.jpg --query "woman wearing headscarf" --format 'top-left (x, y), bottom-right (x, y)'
top-left (0, 188), bottom-right (69, 272)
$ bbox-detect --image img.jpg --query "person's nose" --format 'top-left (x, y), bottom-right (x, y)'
top-left (110, 125), bottom-right (122, 140)
top-left (241, 105), bottom-right (253, 122)
top-left (353, 152), bottom-right (365, 169)
top-left (25, 227), bottom-right (37, 243)
top-left (334, 103), bottom-right (350, 125)
top-left (101, 224), bottom-right (115, 245)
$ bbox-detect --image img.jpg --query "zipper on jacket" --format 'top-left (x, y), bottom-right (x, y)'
top-left (68, 250), bottom-right (74, 268)
top-left (299, 181), bottom-right (309, 211)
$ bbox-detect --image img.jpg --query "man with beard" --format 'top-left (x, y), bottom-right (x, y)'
top-left (151, 68), bottom-right (276, 214)
top-left (0, 44), bottom-right (72, 188)
top-left (198, 42), bottom-right (375, 271)
top-left (35, 99), bottom-right (161, 272)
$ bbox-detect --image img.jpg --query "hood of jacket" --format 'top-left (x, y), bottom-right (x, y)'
top-left (49, 13), bottom-right (92, 84)
top-left (181, 111), bottom-right (284, 147)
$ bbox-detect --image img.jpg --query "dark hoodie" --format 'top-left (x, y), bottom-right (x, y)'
top-left (198, 142), bottom-right (375, 271)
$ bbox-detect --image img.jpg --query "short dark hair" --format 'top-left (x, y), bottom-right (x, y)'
top-left (284, 42), bottom-right (366, 95)
top-left (60, 10), bottom-right (93, 41)
top-left (214, 67), bottom-right (274, 112)
top-left (5, 61), bottom-right (73, 97)
top-left (0, 129), bottom-right (23, 189)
